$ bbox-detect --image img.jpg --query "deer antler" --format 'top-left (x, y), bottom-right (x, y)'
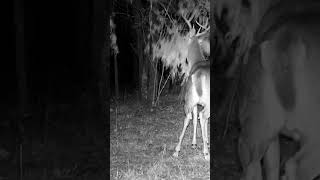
top-left (181, 8), bottom-right (209, 38)
top-left (182, 10), bottom-right (196, 30)
top-left (195, 17), bottom-right (210, 37)
top-left (181, 9), bottom-right (198, 37)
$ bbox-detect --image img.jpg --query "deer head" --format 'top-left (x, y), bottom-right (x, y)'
top-left (181, 8), bottom-right (210, 76)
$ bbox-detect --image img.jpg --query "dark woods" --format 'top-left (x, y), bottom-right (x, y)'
top-left (8, 0), bottom-right (109, 179)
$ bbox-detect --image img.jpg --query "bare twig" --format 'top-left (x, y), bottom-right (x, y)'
top-left (159, 2), bottom-right (174, 25)
top-left (156, 73), bottom-right (171, 105)
top-left (153, 60), bottom-right (158, 106)
top-left (157, 63), bottom-right (165, 102)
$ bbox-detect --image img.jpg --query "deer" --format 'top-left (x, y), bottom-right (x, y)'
top-left (173, 59), bottom-right (210, 160)
top-left (173, 8), bottom-right (210, 161)
top-left (216, 0), bottom-right (320, 179)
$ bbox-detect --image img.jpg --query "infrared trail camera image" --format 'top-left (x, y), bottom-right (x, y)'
top-left (9, 0), bottom-right (320, 179)
top-left (109, 0), bottom-right (210, 179)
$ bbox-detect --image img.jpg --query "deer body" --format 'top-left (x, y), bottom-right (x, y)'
top-left (173, 4), bottom-right (210, 160)
top-left (173, 60), bottom-right (210, 160)
top-left (238, 9), bottom-right (320, 180)
top-left (215, 0), bottom-right (320, 179)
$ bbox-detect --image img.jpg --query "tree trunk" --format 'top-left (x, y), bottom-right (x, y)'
top-left (114, 54), bottom-right (119, 99)
top-left (147, 1), bottom-right (155, 105)
top-left (147, 57), bottom-right (156, 105)
top-left (14, 0), bottom-right (26, 179)
top-left (133, 45), bottom-right (139, 97)
top-left (133, 0), bottom-right (144, 102)
top-left (138, 35), bottom-right (143, 101)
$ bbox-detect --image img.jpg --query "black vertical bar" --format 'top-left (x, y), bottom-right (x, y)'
top-left (14, 0), bottom-right (25, 179)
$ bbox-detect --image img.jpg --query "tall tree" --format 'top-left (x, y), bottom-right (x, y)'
top-left (14, 0), bottom-right (26, 179)
top-left (112, 0), bottom-right (210, 104)
top-left (110, 1), bottom-right (121, 101)
top-left (147, 0), bottom-right (210, 105)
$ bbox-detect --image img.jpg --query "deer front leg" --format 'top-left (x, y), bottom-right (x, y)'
top-left (173, 113), bottom-right (192, 157)
top-left (192, 107), bottom-right (198, 148)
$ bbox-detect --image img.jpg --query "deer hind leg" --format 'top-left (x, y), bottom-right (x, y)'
top-left (240, 129), bottom-right (280, 180)
top-left (242, 161), bottom-right (263, 180)
top-left (191, 106), bottom-right (198, 149)
top-left (173, 112), bottom-right (192, 157)
top-left (238, 135), bottom-right (263, 180)
top-left (264, 137), bottom-right (280, 180)
top-left (238, 116), bottom-right (278, 180)
top-left (204, 114), bottom-right (209, 147)
top-left (199, 110), bottom-right (209, 160)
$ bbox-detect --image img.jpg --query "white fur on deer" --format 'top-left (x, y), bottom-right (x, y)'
top-left (173, 60), bottom-right (210, 160)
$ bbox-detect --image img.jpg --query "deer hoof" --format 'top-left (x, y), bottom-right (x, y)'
top-left (191, 144), bottom-right (197, 149)
top-left (204, 153), bottom-right (210, 161)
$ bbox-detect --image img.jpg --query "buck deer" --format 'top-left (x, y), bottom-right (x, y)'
top-left (173, 8), bottom-right (210, 160)
top-left (216, 0), bottom-right (320, 179)
top-left (173, 60), bottom-right (210, 160)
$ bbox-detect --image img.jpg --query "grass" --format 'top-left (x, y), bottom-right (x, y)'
top-left (110, 94), bottom-right (210, 180)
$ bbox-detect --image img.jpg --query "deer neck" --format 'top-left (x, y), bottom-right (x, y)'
top-left (187, 38), bottom-right (205, 70)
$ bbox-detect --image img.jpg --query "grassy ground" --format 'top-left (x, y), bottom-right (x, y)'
top-left (110, 94), bottom-right (210, 180)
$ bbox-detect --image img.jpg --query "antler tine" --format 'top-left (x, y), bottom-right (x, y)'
top-left (195, 17), bottom-right (210, 37)
top-left (182, 10), bottom-right (197, 31)
top-left (196, 18), bottom-right (208, 30)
